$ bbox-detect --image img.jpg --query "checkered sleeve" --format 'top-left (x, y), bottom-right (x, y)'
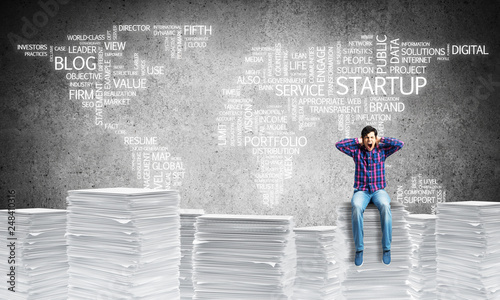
top-left (335, 138), bottom-right (359, 158)
top-left (380, 137), bottom-right (404, 158)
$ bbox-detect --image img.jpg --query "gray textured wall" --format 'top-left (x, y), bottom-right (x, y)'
top-left (1, 0), bottom-right (499, 226)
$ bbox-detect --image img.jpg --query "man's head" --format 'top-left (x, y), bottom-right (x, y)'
top-left (361, 125), bottom-right (378, 152)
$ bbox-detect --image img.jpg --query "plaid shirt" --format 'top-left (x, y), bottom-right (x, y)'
top-left (336, 137), bottom-right (404, 193)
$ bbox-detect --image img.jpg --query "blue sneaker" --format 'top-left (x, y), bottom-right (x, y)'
top-left (383, 250), bottom-right (391, 265)
top-left (355, 250), bottom-right (363, 266)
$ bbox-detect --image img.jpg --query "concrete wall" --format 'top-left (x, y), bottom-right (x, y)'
top-left (1, 0), bottom-right (499, 226)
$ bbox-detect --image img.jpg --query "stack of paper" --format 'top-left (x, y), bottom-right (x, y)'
top-left (66, 187), bottom-right (181, 299)
top-left (180, 209), bottom-right (204, 300)
top-left (293, 226), bottom-right (341, 300)
top-left (0, 208), bottom-right (67, 300)
top-left (336, 201), bottom-right (411, 299)
top-left (192, 214), bottom-right (296, 300)
top-left (436, 201), bottom-right (500, 300)
top-left (407, 214), bottom-right (437, 299)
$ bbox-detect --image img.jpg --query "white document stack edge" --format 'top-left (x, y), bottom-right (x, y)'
top-left (436, 201), bottom-right (500, 300)
top-left (293, 226), bottom-right (341, 300)
top-left (407, 214), bottom-right (437, 299)
top-left (0, 208), bottom-right (67, 300)
top-left (180, 209), bottom-right (204, 300)
top-left (66, 187), bottom-right (181, 300)
top-left (193, 214), bottom-right (296, 300)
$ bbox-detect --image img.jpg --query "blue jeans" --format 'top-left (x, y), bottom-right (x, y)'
top-left (351, 189), bottom-right (392, 252)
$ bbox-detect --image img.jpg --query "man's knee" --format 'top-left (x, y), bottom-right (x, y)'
top-left (379, 201), bottom-right (390, 210)
top-left (351, 203), bottom-right (364, 216)
top-left (377, 203), bottom-right (392, 221)
top-left (373, 190), bottom-right (391, 209)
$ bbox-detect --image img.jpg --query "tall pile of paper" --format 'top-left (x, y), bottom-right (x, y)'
top-left (193, 214), bottom-right (296, 300)
top-left (66, 187), bottom-right (180, 299)
top-left (407, 214), bottom-right (437, 299)
top-left (436, 201), bottom-right (500, 300)
top-left (180, 209), bottom-right (204, 300)
top-left (336, 202), bottom-right (411, 299)
top-left (293, 226), bottom-right (341, 300)
top-left (0, 208), bottom-right (67, 300)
